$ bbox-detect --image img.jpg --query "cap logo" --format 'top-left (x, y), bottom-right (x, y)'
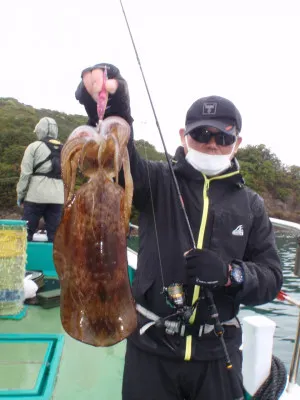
top-left (203, 102), bottom-right (217, 115)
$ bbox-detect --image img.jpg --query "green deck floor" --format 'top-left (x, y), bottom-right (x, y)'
top-left (0, 306), bottom-right (126, 400)
top-left (0, 342), bottom-right (48, 391)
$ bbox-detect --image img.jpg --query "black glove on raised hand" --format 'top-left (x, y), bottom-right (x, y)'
top-left (185, 249), bottom-right (229, 288)
top-left (75, 63), bottom-right (133, 127)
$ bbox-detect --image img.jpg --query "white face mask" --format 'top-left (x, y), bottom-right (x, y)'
top-left (185, 136), bottom-right (235, 176)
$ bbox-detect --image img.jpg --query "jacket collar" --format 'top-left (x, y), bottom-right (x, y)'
top-left (172, 146), bottom-right (245, 187)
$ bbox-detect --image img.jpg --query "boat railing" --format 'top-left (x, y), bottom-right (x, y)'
top-left (270, 217), bottom-right (300, 278)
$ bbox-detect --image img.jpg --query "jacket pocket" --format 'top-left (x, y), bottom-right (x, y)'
top-left (210, 210), bottom-right (253, 261)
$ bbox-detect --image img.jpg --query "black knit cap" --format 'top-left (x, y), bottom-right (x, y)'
top-left (185, 95), bottom-right (242, 135)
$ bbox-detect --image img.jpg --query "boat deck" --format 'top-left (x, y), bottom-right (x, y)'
top-left (1, 231), bottom-right (300, 399)
top-left (0, 305), bottom-right (126, 399)
top-left (0, 241), bottom-right (138, 400)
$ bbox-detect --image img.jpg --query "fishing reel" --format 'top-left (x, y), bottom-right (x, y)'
top-left (164, 283), bottom-right (195, 323)
top-left (137, 283), bottom-right (199, 336)
top-left (165, 283), bottom-right (185, 308)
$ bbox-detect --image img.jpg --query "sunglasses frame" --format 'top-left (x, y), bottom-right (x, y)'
top-left (188, 127), bottom-right (237, 147)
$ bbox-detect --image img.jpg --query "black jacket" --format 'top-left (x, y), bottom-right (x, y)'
top-left (75, 78), bottom-right (283, 361)
top-left (126, 140), bottom-right (282, 360)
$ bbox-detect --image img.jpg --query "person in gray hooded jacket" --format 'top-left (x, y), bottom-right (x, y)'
top-left (16, 117), bottom-right (64, 242)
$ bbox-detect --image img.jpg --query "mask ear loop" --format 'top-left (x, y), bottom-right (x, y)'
top-left (229, 137), bottom-right (238, 159)
top-left (184, 135), bottom-right (190, 152)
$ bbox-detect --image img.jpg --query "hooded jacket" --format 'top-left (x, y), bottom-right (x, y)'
top-left (16, 117), bottom-right (64, 204)
top-left (125, 137), bottom-right (282, 361)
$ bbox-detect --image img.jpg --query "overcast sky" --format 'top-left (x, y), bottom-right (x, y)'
top-left (1, 0), bottom-right (300, 166)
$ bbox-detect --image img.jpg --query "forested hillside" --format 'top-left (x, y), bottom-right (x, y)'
top-left (0, 97), bottom-right (299, 223)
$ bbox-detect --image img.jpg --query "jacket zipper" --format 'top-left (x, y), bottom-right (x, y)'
top-left (185, 175), bottom-right (210, 361)
top-left (184, 171), bottom-right (240, 361)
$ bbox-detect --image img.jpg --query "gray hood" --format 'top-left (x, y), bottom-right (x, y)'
top-left (34, 117), bottom-right (58, 140)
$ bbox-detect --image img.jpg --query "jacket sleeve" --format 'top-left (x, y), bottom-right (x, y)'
top-left (235, 195), bottom-right (283, 306)
top-left (16, 144), bottom-right (35, 201)
top-left (75, 73), bottom-right (162, 212)
top-left (126, 126), bottom-right (166, 211)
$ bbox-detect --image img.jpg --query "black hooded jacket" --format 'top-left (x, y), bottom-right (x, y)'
top-left (75, 74), bottom-right (283, 361)
top-left (126, 140), bottom-right (282, 360)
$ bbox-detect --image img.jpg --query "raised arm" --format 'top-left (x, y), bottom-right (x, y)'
top-left (75, 63), bottom-right (162, 211)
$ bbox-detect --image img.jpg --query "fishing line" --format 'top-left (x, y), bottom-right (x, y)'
top-left (142, 136), bottom-right (166, 290)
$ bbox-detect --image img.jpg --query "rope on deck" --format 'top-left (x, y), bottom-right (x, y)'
top-left (252, 355), bottom-right (287, 400)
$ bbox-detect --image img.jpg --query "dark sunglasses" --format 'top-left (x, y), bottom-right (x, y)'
top-left (188, 127), bottom-right (237, 146)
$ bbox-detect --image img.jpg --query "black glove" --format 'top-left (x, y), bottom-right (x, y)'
top-left (185, 249), bottom-right (229, 288)
top-left (75, 63), bottom-right (133, 127)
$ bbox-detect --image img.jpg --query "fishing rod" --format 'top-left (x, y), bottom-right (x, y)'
top-left (119, 0), bottom-right (196, 251)
top-left (119, 2), bottom-right (244, 399)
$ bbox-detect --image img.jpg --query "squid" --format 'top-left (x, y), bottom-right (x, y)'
top-left (53, 69), bottom-right (137, 346)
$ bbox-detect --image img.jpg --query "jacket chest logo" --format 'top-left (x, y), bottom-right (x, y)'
top-left (232, 225), bottom-right (244, 236)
